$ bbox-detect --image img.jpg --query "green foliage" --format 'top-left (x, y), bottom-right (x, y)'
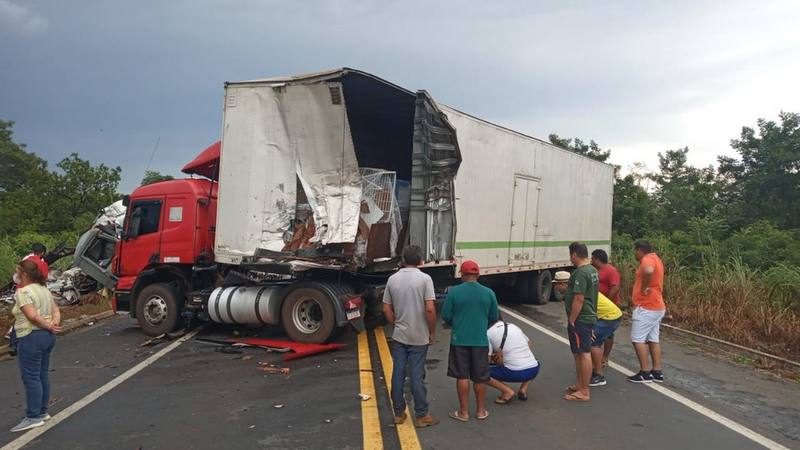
top-left (548, 133), bottom-right (612, 163)
top-left (0, 120), bottom-right (122, 281)
top-left (721, 221), bottom-right (800, 270)
top-left (141, 170), bottom-right (174, 186)
top-left (612, 174), bottom-right (655, 237)
top-left (723, 112), bottom-right (800, 229)
top-left (652, 148), bottom-right (718, 233)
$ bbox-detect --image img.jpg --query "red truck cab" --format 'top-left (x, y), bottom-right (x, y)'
top-left (114, 178), bottom-right (217, 333)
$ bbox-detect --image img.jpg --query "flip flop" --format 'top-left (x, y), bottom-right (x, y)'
top-left (476, 411), bottom-right (490, 420)
top-left (494, 395), bottom-right (514, 405)
top-left (564, 392), bottom-right (590, 402)
top-left (448, 410), bottom-right (469, 422)
top-left (564, 385), bottom-right (578, 394)
top-left (517, 392), bottom-right (528, 401)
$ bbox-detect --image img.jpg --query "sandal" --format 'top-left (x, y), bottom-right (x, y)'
top-left (476, 411), bottom-right (490, 420)
top-left (564, 385), bottom-right (578, 394)
top-left (448, 410), bottom-right (469, 422)
top-left (517, 392), bottom-right (528, 401)
top-left (494, 395), bottom-right (514, 405)
top-left (564, 392), bottom-right (590, 402)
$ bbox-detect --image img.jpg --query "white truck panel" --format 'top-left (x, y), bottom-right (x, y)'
top-left (440, 105), bottom-right (614, 274)
top-left (215, 82), bottom-right (362, 264)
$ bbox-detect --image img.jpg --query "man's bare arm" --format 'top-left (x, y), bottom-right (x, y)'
top-left (608, 284), bottom-right (620, 300)
top-left (640, 265), bottom-right (654, 295)
top-left (425, 299), bottom-right (436, 344)
top-left (383, 303), bottom-right (395, 324)
top-left (569, 293), bottom-right (584, 325)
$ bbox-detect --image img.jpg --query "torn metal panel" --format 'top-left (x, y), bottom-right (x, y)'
top-left (409, 91), bottom-right (462, 262)
top-left (215, 81), bottom-right (362, 264)
top-left (215, 83), bottom-right (298, 262)
top-left (286, 83), bottom-right (362, 246)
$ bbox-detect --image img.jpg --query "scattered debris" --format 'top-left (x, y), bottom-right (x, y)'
top-left (258, 362), bottom-right (291, 375)
top-left (218, 346), bottom-right (243, 354)
top-left (198, 337), bottom-right (344, 361)
top-left (249, 425), bottom-right (256, 429)
top-left (324, 419), bottom-right (332, 424)
top-left (241, 355), bottom-right (253, 361)
top-left (273, 404), bottom-right (284, 409)
top-left (358, 393), bottom-right (371, 401)
top-left (141, 334), bottom-right (167, 347)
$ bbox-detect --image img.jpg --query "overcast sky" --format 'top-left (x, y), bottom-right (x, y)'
top-left (2, 0), bottom-right (799, 192)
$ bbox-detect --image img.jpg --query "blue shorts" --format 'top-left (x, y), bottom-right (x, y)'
top-left (490, 364), bottom-right (540, 383)
top-left (592, 318), bottom-right (621, 347)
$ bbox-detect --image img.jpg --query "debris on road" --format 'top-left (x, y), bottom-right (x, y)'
top-left (140, 334), bottom-right (167, 347)
top-left (230, 338), bottom-right (346, 361)
top-left (273, 404), bottom-right (284, 409)
top-left (258, 362), bottom-right (291, 375)
top-left (358, 393), bottom-right (371, 401)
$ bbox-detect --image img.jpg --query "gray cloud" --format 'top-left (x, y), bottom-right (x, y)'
top-left (0, 0), bottom-right (47, 35)
top-left (1, 0), bottom-right (799, 191)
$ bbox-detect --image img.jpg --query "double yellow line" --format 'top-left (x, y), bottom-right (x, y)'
top-left (357, 327), bottom-right (422, 450)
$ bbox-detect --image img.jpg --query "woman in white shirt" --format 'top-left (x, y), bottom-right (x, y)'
top-left (487, 317), bottom-right (540, 403)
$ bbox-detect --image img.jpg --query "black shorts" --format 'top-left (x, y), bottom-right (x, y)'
top-left (567, 321), bottom-right (593, 354)
top-left (447, 345), bottom-right (490, 383)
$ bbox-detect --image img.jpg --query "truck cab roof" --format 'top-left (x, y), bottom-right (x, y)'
top-left (131, 178), bottom-right (218, 200)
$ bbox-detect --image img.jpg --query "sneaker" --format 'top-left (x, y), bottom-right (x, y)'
top-left (414, 413), bottom-right (440, 428)
top-left (627, 371), bottom-right (654, 383)
top-left (10, 417), bottom-right (45, 432)
top-left (650, 370), bottom-right (664, 383)
top-left (589, 374), bottom-right (607, 387)
top-left (38, 414), bottom-right (51, 421)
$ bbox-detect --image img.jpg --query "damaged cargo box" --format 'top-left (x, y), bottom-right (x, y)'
top-left (215, 70), bottom-right (461, 272)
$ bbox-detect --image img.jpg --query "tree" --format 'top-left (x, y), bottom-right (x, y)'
top-left (721, 112), bottom-right (800, 229)
top-left (651, 148), bottom-right (717, 233)
top-left (141, 170), bottom-right (174, 186)
top-left (0, 120), bottom-right (49, 193)
top-left (548, 134), bottom-right (612, 163)
top-left (612, 174), bottom-right (656, 238)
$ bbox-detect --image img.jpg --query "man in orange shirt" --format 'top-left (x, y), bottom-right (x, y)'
top-left (627, 240), bottom-right (666, 383)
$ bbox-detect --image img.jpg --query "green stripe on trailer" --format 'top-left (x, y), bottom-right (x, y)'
top-left (455, 240), bottom-right (611, 250)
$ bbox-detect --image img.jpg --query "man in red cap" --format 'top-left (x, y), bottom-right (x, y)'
top-left (442, 260), bottom-right (499, 422)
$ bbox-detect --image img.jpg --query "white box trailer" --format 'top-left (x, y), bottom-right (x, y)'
top-left (215, 68), bottom-right (613, 305)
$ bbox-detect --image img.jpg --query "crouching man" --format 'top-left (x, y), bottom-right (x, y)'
top-left (486, 315), bottom-right (540, 404)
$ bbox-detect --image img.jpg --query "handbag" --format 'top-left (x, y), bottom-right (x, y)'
top-left (490, 321), bottom-right (508, 366)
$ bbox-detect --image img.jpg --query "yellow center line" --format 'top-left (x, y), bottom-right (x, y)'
top-left (358, 330), bottom-right (384, 450)
top-left (374, 327), bottom-right (423, 450)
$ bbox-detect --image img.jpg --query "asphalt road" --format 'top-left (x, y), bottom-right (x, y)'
top-left (0, 300), bottom-right (797, 450)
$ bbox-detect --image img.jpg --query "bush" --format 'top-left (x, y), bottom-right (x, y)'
top-left (722, 221), bottom-right (800, 270)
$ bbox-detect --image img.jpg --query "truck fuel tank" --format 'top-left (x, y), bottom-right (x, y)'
top-left (207, 285), bottom-right (285, 325)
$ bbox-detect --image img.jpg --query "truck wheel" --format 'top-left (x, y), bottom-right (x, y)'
top-left (136, 283), bottom-right (181, 336)
top-left (281, 287), bottom-right (338, 343)
top-left (531, 270), bottom-right (552, 305)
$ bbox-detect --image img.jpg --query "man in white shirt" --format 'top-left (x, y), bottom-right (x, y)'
top-left (486, 316), bottom-right (540, 403)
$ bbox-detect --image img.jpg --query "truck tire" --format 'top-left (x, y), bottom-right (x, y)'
top-left (135, 283), bottom-right (181, 336)
top-left (531, 270), bottom-right (552, 305)
top-left (281, 286), bottom-right (338, 343)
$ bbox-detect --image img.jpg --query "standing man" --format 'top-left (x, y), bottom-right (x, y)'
top-left (563, 242), bottom-right (599, 402)
top-left (382, 245), bottom-right (440, 428)
top-left (591, 249), bottom-right (620, 368)
top-left (442, 260), bottom-right (498, 422)
top-left (628, 239), bottom-right (666, 383)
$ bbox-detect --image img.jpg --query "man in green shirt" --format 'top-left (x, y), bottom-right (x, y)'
top-left (562, 242), bottom-right (599, 402)
top-left (442, 260), bottom-right (499, 422)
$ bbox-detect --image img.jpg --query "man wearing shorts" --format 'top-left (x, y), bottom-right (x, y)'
top-left (562, 242), bottom-right (599, 402)
top-left (628, 239), bottom-right (666, 383)
top-left (589, 292), bottom-right (622, 387)
top-left (442, 260), bottom-right (499, 422)
top-left (486, 317), bottom-right (540, 404)
top-left (591, 249), bottom-right (621, 368)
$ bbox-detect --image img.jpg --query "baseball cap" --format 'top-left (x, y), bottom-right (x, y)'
top-left (460, 260), bottom-right (480, 275)
top-left (552, 270), bottom-right (570, 283)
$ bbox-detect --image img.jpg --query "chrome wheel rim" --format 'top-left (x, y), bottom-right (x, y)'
top-left (143, 295), bottom-right (168, 325)
top-left (292, 297), bottom-right (323, 334)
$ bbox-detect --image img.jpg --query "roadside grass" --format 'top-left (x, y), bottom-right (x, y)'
top-left (614, 251), bottom-right (800, 365)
